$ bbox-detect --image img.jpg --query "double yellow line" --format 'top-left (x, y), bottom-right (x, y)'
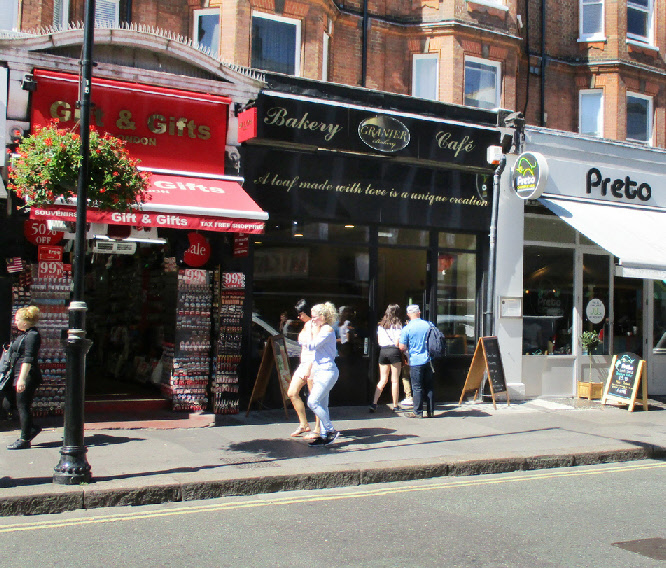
top-left (0, 461), bottom-right (663, 533)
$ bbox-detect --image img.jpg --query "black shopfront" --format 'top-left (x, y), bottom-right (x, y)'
top-left (240, 78), bottom-right (500, 407)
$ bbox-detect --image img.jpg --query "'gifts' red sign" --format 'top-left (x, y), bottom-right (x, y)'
top-left (31, 69), bottom-right (231, 176)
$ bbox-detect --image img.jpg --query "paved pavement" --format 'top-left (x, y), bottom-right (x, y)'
top-left (0, 397), bottom-right (665, 516)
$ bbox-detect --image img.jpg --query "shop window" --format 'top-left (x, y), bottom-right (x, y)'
top-left (582, 253), bottom-right (610, 355)
top-left (436, 251), bottom-right (477, 355)
top-left (627, 0), bottom-right (653, 44)
top-left (412, 54), bottom-right (439, 101)
top-left (626, 92), bottom-right (652, 144)
top-left (0, 0), bottom-right (19, 31)
top-left (579, 90), bottom-right (603, 137)
top-left (464, 57), bottom-right (501, 110)
top-left (193, 8), bottom-right (220, 55)
top-left (653, 280), bottom-right (666, 351)
top-left (53, 0), bottom-right (69, 30)
top-left (524, 214), bottom-right (576, 244)
top-left (251, 12), bottom-right (301, 76)
top-left (523, 246), bottom-right (574, 355)
top-left (379, 227), bottom-right (428, 247)
top-left (579, 0), bottom-right (604, 41)
top-left (614, 277), bottom-right (643, 357)
top-left (261, 221), bottom-right (369, 243)
top-left (438, 232), bottom-right (477, 250)
top-left (96, 0), bottom-right (119, 27)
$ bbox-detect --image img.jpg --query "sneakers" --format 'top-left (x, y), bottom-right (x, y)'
top-left (404, 412), bottom-right (423, 419)
top-left (368, 403), bottom-right (377, 413)
top-left (308, 430), bottom-right (340, 447)
top-left (392, 404), bottom-right (403, 412)
top-left (7, 439), bottom-right (30, 450)
top-left (400, 397), bottom-right (413, 407)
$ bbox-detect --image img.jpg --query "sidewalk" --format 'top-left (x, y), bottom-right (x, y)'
top-left (0, 397), bottom-right (665, 517)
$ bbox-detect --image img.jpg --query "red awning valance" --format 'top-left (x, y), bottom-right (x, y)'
top-left (31, 173), bottom-right (268, 234)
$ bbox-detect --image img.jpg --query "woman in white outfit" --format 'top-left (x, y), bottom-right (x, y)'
top-left (306, 302), bottom-right (340, 447)
top-left (370, 304), bottom-right (403, 412)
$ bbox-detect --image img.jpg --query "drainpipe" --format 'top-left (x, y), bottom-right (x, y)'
top-left (361, 0), bottom-right (368, 87)
top-left (540, 0), bottom-right (546, 126)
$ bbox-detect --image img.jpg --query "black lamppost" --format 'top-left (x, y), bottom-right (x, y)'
top-left (53, 0), bottom-right (95, 485)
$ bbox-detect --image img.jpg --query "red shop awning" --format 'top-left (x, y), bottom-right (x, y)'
top-left (30, 173), bottom-right (268, 234)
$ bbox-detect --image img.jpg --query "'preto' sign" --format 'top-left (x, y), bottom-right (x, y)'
top-left (512, 152), bottom-right (549, 199)
top-left (586, 168), bottom-right (652, 202)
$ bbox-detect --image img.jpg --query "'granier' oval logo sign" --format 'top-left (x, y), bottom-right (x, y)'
top-left (358, 115), bottom-right (410, 153)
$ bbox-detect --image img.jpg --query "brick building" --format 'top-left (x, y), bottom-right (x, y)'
top-left (3, 0), bottom-right (665, 147)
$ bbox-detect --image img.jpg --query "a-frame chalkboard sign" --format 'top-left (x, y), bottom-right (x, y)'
top-left (246, 335), bottom-right (292, 418)
top-left (459, 337), bottom-right (509, 409)
top-left (601, 352), bottom-right (648, 412)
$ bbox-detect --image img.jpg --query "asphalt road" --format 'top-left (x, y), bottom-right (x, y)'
top-left (0, 460), bottom-right (664, 568)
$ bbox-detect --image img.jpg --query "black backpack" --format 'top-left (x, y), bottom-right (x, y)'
top-left (426, 322), bottom-right (447, 359)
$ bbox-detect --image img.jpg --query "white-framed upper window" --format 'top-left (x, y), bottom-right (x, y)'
top-left (627, 0), bottom-right (653, 44)
top-left (95, 0), bottom-right (119, 27)
top-left (251, 11), bottom-right (301, 76)
top-left (579, 0), bottom-right (604, 41)
top-left (464, 57), bottom-right (501, 110)
top-left (579, 90), bottom-right (603, 137)
top-left (54, 0), bottom-right (69, 30)
top-left (626, 92), bottom-right (652, 144)
top-left (193, 8), bottom-right (220, 56)
top-left (412, 54), bottom-right (439, 101)
top-left (0, 0), bottom-right (19, 31)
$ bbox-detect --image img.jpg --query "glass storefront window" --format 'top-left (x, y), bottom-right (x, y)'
top-left (523, 246), bottom-right (574, 355)
top-left (438, 232), bottom-right (477, 250)
top-left (260, 221), bottom-right (369, 243)
top-left (378, 228), bottom-right (428, 246)
top-left (436, 251), bottom-right (476, 355)
top-left (613, 277), bottom-right (643, 357)
top-left (582, 254), bottom-right (610, 355)
top-left (654, 280), bottom-right (666, 351)
top-left (524, 215), bottom-right (576, 243)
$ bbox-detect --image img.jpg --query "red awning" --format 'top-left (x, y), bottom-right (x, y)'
top-left (30, 173), bottom-right (268, 234)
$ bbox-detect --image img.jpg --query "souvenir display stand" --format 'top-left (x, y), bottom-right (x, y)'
top-left (212, 271), bottom-right (245, 414)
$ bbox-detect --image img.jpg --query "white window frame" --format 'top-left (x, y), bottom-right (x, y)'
top-left (0, 0), bottom-right (20, 31)
top-left (627, 0), bottom-right (653, 44)
top-left (579, 0), bottom-right (604, 41)
top-left (95, 0), bottom-right (119, 27)
top-left (193, 8), bottom-right (220, 55)
top-left (251, 11), bottom-right (301, 76)
top-left (626, 91), bottom-right (653, 145)
top-left (464, 56), bottom-right (502, 110)
top-left (53, 0), bottom-right (69, 30)
top-left (412, 54), bottom-right (439, 101)
top-left (579, 89), bottom-right (604, 137)
top-left (322, 32), bottom-right (330, 81)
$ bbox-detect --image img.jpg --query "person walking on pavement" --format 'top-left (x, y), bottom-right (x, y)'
top-left (399, 304), bottom-right (434, 418)
top-left (287, 299), bottom-right (320, 438)
top-left (4, 306), bottom-right (43, 449)
top-left (370, 304), bottom-right (403, 412)
top-left (306, 302), bottom-right (340, 446)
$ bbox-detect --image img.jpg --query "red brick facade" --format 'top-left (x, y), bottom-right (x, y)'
top-left (12, 0), bottom-right (666, 147)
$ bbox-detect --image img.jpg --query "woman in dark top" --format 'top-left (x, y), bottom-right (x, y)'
top-left (5, 305), bottom-right (43, 450)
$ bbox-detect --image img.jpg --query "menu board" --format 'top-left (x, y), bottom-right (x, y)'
top-left (246, 335), bottom-right (291, 417)
top-left (601, 353), bottom-right (648, 412)
top-left (459, 337), bottom-right (510, 409)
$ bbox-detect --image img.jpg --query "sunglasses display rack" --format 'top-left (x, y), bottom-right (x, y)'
top-left (21, 266), bottom-right (71, 416)
top-left (168, 269), bottom-right (212, 412)
top-left (212, 271), bottom-right (245, 414)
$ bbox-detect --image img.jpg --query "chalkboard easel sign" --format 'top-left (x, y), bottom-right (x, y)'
top-left (601, 352), bottom-right (648, 412)
top-left (459, 336), bottom-right (509, 409)
top-left (246, 335), bottom-right (292, 417)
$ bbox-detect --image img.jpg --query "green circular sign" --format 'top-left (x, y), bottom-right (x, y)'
top-left (512, 151), bottom-right (549, 199)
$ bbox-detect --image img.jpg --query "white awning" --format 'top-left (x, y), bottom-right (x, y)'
top-left (539, 195), bottom-right (666, 280)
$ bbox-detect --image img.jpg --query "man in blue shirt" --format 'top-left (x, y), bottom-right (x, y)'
top-left (399, 305), bottom-right (434, 418)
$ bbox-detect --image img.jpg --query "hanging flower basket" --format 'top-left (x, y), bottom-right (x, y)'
top-left (7, 121), bottom-right (151, 212)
